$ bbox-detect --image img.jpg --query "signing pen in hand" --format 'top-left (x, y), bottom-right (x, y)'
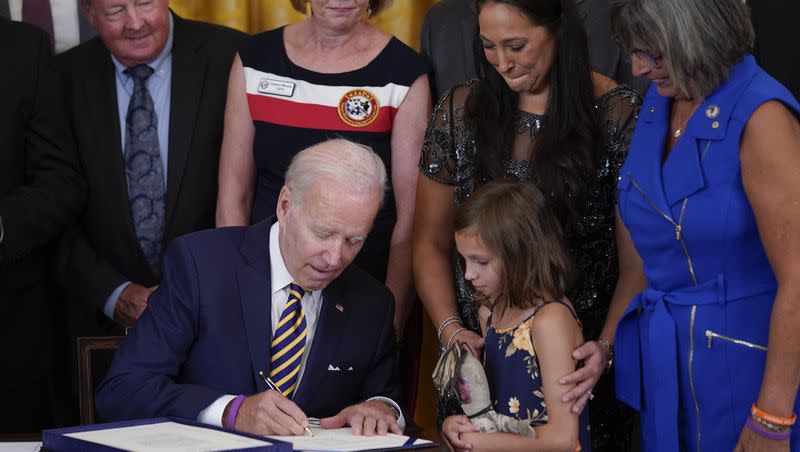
top-left (259, 370), bottom-right (314, 437)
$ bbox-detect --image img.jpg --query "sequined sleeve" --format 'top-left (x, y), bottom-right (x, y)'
top-left (568, 85), bottom-right (642, 340)
top-left (418, 82), bottom-right (475, 186)
top-left (597, 84), bottom-right (643, 179)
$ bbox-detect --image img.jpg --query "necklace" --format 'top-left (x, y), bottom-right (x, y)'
top-left (671, 99), bottom-right (701, 138)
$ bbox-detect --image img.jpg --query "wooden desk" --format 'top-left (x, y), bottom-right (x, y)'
top-left (0, 434), bottom-right (40, 442)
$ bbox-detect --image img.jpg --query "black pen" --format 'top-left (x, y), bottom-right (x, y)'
top-left (259, 370), bottom-right (314, 437)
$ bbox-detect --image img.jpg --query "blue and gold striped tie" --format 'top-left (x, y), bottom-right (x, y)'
top-left (270, 282), bottom-right (307, 398)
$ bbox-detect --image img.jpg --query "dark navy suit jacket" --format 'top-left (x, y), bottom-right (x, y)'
top-left (96, 218), bottom-right (400, 422)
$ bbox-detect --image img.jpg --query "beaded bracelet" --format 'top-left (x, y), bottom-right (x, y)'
top-left (752, 414), bottom-right (790, 432)
top-left (446, 327), bottom-right (467, 349)
top-left (746, 416), bottom-right (791, 441)
top-left (752, 403), bottom-right (797, 427)
top-left (437, 316), bottom-right (462, 342)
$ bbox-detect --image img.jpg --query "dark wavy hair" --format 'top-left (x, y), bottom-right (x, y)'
top-left (468, 0), bottom-right (600, 230)
top-left (454, 180), bottom-right (574, 314)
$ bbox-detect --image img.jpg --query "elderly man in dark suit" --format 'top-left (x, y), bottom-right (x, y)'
top-left (420, 0), bottom-right (648, 102)
top-left (98, 139), bottom-right (405, 436)
top-left (55, 0), bottom-right (245, 336)
top-left (0, 18), bottom-right (86, 432)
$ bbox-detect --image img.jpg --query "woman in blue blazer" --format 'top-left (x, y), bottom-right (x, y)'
top-left (576, 0), bottom-right (800, 450)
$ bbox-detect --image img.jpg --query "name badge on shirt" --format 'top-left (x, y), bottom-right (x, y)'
top-left (258, 78), bottom-right (295, 97)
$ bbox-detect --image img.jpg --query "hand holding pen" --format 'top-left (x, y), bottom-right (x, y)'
top-left (259, 371), bottom-right (314, 437)
top-left (226, 372), bottom-right (312, 437)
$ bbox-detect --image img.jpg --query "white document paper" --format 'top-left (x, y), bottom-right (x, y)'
top-left (65, 421), bottom-right (274, 451)
top-left (267, 427), bottom-right (433, 451)
top-left (0, 443), bottom-right (41, 452)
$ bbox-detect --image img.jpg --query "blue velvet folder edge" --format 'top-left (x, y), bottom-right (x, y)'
top-left (42, 417), bottom-right (293, 452)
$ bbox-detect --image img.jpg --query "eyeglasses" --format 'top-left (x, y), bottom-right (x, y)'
top-left (630, 49), bottom-right (663, 68)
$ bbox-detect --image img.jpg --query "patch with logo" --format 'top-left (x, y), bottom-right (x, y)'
top-left (338, 89), bottom-right (380, 128)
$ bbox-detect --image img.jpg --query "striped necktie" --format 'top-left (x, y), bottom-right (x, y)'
top-left (270, 282), bottom-right (307, 398)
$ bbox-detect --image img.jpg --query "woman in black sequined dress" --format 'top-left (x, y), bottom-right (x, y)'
top-left (412, 0), bottom-right (642, 449)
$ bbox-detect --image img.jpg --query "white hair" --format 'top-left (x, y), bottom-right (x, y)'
top-left (284, 138), bottom-right (387, 206)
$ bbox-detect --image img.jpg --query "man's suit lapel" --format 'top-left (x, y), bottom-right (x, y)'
top-left (164, 14), bottom-right (207, 234)
top-left (87, 45), bottom-right (142, 247)
top-left (293, 283), bottom-right (349, 408)
top-left (237, 220), bottom-right (274, 393)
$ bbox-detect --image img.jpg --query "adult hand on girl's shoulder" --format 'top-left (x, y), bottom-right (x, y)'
top-left (558, 340), bottom-right (610, 414)
top-left (733, 424), bottom-right (790, 452)
top-left (442, 415), bottom-right (478, 452)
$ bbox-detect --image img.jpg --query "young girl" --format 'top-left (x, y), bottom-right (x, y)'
top-left (443, 180), bottom-right (584, 452)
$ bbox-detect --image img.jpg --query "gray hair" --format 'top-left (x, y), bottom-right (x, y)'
top-left (284, 138), bottom-right (387, 206)
top-left (610, 0), bottom-right (754, 99)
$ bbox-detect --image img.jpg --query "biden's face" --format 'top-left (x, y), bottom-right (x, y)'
top-left (276, 179), bottom-right (380, 291)
top-left (84, 0), bottom-right (170, 68)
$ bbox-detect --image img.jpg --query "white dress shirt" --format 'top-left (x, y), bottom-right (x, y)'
top-left (198, 222), bottom-right (404, 429)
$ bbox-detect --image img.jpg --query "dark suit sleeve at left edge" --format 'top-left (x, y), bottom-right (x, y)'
top-left (359, 287), bottom-right (404, 410)
top-left (96, 237), bottom-right (223, 421)
top-left (0, 26), bottom-right (86, 262)
top-left (55, 226), bottom-right (129, 312)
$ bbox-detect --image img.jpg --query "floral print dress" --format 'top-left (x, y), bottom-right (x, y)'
top-left (484, 301), bottom-right (590, 447)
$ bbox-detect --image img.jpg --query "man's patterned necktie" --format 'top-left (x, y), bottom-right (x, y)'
top-left (124, 64), bottom-right (165, 277)
top-left (270, 282), bottom-right (307, 398)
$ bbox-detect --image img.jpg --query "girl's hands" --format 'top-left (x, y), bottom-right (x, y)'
top-left (442, 415), bottom-right (479, 451)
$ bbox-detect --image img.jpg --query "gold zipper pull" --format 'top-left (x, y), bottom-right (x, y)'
top-left (676, 225), bottom-right (682, 241)
top-left (705, 330), bottom-right (713, 348)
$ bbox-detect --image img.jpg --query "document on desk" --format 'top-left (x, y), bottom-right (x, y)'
top-left (0, 443), bottom-right (41, 452)
top-left (64, 421), bottom-right (275, 451)
top-left (267, 427), bottom-right (434, 451)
